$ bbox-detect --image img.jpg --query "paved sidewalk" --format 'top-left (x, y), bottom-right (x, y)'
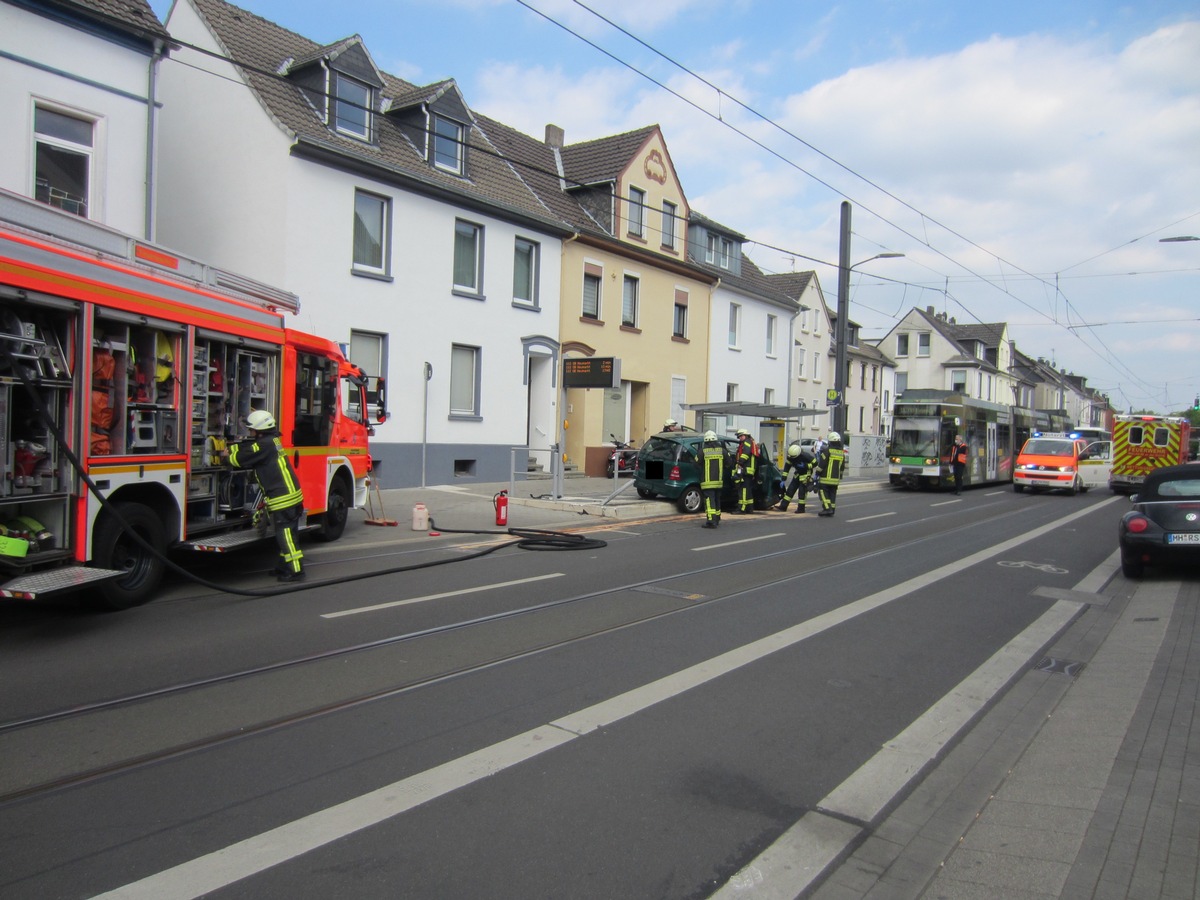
top-left (813, 572), bottom-right (1199, 900)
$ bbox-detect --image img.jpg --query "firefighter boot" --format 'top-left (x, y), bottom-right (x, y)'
top-left (777, 500), bottom-right (789, 512)
top-left (796, 504), bottom-right (806, 514)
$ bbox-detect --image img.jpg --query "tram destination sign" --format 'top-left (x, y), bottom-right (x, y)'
top-left (563, 356), bottom-right (620, 389)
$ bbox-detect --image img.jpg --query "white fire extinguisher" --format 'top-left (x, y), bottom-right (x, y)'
top-left (494, 490), bottom-right (509, 527)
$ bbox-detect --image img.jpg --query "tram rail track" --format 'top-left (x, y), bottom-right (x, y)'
top-left (0, 499), bottom-right (1050, 808)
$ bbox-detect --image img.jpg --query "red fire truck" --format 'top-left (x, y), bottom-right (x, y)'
top-left (0, 190), bottom-right (380, 607)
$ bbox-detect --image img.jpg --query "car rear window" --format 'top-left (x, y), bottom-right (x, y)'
top-left (641, 437), bottom-right (683, 461)
top-left (1148, 478), bottom-right (1200, 499)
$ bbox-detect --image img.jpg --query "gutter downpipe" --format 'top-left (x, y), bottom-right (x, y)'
top-left (144, 38), bottom-right (166, 240)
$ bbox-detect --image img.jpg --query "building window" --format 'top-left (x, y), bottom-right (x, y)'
top-left (349, 329), bottom-right (387, 408)
top-left (513, 237), bottom-right (539, 307)
top-left (797, 351), bottom-right (806, 379)
top-left (433, 114), bottom-right (464, 174)
top-left (871, 365), bottom-right (877, 390)
top-left (705, 233), bottom-right (718, 264)
top-left (582, 266), bottom-right (601, 319)
top-left (728, 302), bottom-right (741, 348)
top-left (859, 362), bottom-right (866, 390)
top-left (627, 186), bottom-right (645, 237)
top-left (622, 274), bottom-right (639, 327)
top-left (452, 219), bottom-right (483, 294)
top-left (917, 332), bottom-right (931, 356)
top-left (661, 200), bottom-right (676, 249)
top-left (766, 315), bottom-right (777, 357)
top-left (812, 350), bottom-right (823, 381)
top-left (720, 237), bottom-right (734, 269)
top-left (34, 105), bottom-right (93, 217)
top-left (333, 72), bottom-right (371, 139)
top-left (726, 383), bottom-right (739, 402)
top-left (673, 289), bottom-right (688, 338)
top-left (352, 190), bottom-right (389, 275)
top-left (951, 369), bottom-right (966, 392)
top-left (764, 388), bottom-right (775, 405)
top-left (450, 344), bottom-right (480, 416)
top-left (896, 372), bottom-right (908, 395)
top-left (896, 333), bottom-right (910, 357)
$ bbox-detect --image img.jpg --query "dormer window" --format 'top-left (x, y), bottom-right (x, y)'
top-left (333, 72), bottom-right (372, 140)
top-left (433, 114), bottom-right (464, 174)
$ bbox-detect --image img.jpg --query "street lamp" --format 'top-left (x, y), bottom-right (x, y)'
top-left (1160, 236), bottom-right (1200, 242)
top-left (833, 200), bottom-right (904, 434)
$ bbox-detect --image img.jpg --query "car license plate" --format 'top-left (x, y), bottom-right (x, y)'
top-left (1167, 533), bottom-right (1200, 544)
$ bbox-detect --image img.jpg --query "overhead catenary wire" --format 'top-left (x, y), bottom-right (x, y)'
top-left (156, 8), bottom-right (1187, 403)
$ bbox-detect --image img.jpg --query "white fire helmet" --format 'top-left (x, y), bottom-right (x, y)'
top-left (247, 409), bottom-right (276, 431)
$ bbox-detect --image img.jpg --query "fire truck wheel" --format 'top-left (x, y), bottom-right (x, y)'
top-left (315, 478), bottom-right (350, 542)
top-left (91, 502), bottom-right (167, 610)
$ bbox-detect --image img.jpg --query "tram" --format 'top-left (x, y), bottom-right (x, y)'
top-left (887, 391), bottom-right (1064, 490)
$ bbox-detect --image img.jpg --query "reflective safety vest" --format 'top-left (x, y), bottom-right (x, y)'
top-left (736, 437), bottom-right (757, 475)
top-left (952, 442), bottom-right (968, 466)
top-left (228, 433), bottom-right (304, 510)
top-left (701, 440), bottom-right (724, 489)
top-left (819, 446), bottom-right (846, 484)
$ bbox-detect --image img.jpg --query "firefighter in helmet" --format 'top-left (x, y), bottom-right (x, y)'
top-left (733, 426), bottom-right (757, 513)
top-left (700, 430), bottom-right (724, 528)
top-left (222, 409), bottom-right (306, 582)
top-left (777, 442), bottom-right (815, 513)
top-left (814, 430), bottom-right (846, 517)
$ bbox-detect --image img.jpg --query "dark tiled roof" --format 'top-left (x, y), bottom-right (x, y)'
top-left (689, 210), bottom-right (747, 241)
top-left (41, 0), bottom-right (170, 42)
top-left (763, 271), bottom-right (818, 306)
top-left (686, 248), bottom-right (796, 308)
top-left (560, 125), bottom-right (659, 187)
top-left (190, 0), bottom-right (565, 230)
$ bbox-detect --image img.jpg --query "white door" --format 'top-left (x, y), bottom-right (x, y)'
top-left (1079, 440), bottom-right (1113, 489)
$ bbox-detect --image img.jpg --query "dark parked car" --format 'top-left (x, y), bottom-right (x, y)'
top-left (634, 432), bottom-right (784, 513)
top-left (1118, 463), bottom-right (1200, 578)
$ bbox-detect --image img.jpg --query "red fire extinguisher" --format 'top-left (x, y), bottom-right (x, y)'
top-left (494, 490), bottom-right (509, 527)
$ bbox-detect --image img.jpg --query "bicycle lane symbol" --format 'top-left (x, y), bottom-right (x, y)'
top-left (998, 560), bottom-right (1069, 574)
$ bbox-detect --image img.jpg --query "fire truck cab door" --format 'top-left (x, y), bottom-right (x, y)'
top-left (1079, 440), bottom-right (1113, 489)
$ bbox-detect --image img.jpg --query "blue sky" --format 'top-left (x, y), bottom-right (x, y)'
top-left (149, 0), bottom-right (1200, 413)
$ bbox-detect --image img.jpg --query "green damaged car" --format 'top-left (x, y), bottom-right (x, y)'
top-left (634, 432), bottom-right (784, 513)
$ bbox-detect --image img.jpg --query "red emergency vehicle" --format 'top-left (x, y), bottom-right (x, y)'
top-left (0, 190), bottom-right (381, 607)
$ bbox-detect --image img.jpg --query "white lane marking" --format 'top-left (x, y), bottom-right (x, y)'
top-left (847, 512), bottom-right (896, 523)
top-left (321, 574), bottom-right (564, 619)
top-left (97, 499), bottom-right (1118, 900)
top-left (711, 599), bottom-right (1084, 900)
top-left (691, 533), bottom-right (785, 551)
top-left (931, 499), bottom-right (961, 507)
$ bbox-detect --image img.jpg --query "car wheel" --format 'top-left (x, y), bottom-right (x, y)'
top-left (1121, 552), bottom-right (1144, 578)
top-left (1013, 484), bottom-right (1024, 493)
top-left (677, 485), bottom-right (703, 514)
top-left (636, 486), bottom-right (657, 499)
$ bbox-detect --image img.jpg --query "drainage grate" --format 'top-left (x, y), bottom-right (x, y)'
top-left (1035, 656), bottom-right (1085, 677)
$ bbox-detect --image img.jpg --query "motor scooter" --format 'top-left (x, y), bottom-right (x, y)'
top-left (606, 435), bottom-right (636, 478)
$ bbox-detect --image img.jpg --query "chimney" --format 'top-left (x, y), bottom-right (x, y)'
top-left (545, 124), bottom-right (564, 149)
top-left (925, 305), bottom-right (934, 314)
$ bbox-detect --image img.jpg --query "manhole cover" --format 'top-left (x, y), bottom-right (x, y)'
top-left (1035, 656), bottom-right (1085, 677)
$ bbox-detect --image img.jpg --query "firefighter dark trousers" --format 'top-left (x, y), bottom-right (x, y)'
top-left (817, 481), bottom-right (839, 515)
top-left (733, 469), bottom-right (754, 512)
top-left (272, 503), bottom-right (304, 574)
top-left (703, 486), bottom-right (722, 525)
top-left (779, 473), bottom-right (809, 512)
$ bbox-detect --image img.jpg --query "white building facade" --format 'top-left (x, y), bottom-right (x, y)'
top-left (0, 0), bottom-right (170, 238)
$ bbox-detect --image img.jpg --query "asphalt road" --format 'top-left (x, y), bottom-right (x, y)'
top-left (0, 482), bottom-right (1135, 898)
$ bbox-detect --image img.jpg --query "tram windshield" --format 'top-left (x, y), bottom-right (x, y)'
top-left (891, 417), bottom-right (940, 457)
